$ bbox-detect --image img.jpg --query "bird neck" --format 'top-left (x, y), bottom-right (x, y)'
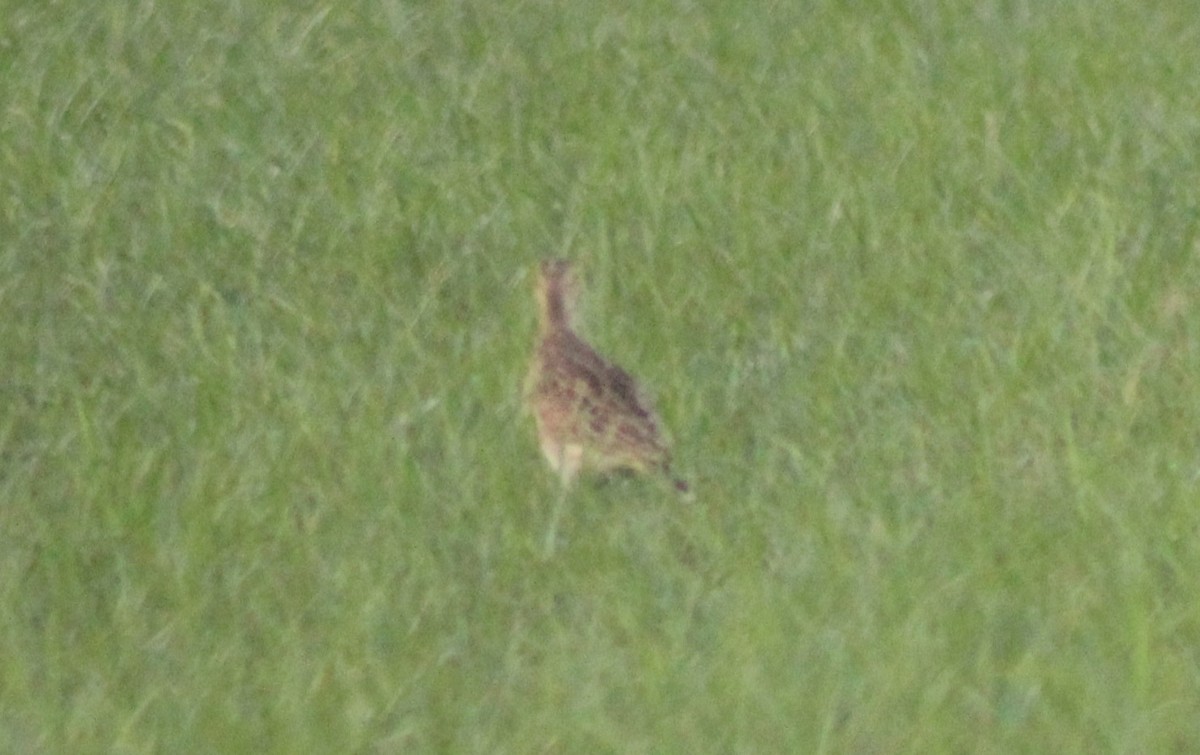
top-left (540, 283), bottom-right (575, 334)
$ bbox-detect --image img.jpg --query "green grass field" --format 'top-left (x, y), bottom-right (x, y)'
top-left (3, 0), bottom-right (1200, 751)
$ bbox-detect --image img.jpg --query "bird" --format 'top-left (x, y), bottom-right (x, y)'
top-left (524, 258), bottom-right (689, 495)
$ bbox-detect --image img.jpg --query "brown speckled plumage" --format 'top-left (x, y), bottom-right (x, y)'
top-left (525, 259), bottom-right (688, 493)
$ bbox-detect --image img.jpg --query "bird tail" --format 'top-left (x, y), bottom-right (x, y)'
top-left (663, 462), bottom-right (692, 500)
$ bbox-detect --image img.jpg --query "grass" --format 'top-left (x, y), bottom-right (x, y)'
top-left (3, 0), bottom-right (1200, 751)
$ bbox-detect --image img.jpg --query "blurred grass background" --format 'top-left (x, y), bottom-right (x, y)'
top-left (2, 0), bottom-right (1199, 751)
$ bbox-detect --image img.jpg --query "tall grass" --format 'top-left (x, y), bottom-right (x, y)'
top-left (3, 0), bottom-right (1199, 751)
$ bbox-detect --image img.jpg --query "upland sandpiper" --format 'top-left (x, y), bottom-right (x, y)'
top-left (525, 258), bottom-right (689, 494)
